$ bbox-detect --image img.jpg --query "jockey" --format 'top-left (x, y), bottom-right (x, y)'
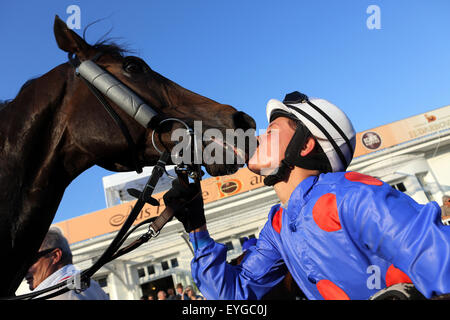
top-left (163, 91), bottom-right (450, 300)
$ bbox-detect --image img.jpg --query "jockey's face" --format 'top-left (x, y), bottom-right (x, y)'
top-left (248, 116), bottom-right (295, 176)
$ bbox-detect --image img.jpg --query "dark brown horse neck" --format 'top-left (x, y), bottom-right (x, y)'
top-left (0, 63), bottom-right (89, 295)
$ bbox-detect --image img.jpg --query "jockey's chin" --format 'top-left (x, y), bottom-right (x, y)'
top-left (247, 154), bottom-right (280, 177)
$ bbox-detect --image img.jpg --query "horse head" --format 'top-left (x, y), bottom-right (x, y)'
top-left (53, 16), bottom-right (256, 178)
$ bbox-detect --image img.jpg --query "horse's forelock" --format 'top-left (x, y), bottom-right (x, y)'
top-left (81, 17), bottom-right (133, 58)
top-left (91, 40), bottom-right (132, 58)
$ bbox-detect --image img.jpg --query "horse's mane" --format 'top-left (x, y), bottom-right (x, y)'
top-left (0, 78), bottom-right (38, 110)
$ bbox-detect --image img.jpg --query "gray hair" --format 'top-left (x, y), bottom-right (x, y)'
top-left (40, 227), bottom-right (73, 265)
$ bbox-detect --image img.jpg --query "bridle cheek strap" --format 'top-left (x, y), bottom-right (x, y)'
top-left (77, 60), bottom-right (159, 129)
top-left (77, 75), bottom-right (144, 173)
top-left (68, 52), bottom-right (168, 174)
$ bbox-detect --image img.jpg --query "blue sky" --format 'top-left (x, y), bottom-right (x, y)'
top-left (1, 1), bottom-right (450, 223)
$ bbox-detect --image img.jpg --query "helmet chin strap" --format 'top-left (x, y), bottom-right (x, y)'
top-left (263, 122), bottom-right (331, 186)
top-left (263, 159), bottom-right (293, 187)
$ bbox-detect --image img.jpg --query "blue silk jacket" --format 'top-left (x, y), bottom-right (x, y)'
top-left (189, 172), bottom-right (449, 300)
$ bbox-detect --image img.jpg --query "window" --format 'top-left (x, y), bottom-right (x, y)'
top-left (391, 182), bottom-right (406, 192)
top-left (147, 265), bottom-right (155, 275)
top-left (95, 277), bottom-right (108, 288)
top-left (161, 260), bottom-right (169, 271)
top-left (98, 277), bottom-right (107, 288)
top-left (225, 241), bottom-right (234, 251)
top-left (137, 268), bottom-right (145, 278)
top-left (170, 258), bottom-right (179, 268)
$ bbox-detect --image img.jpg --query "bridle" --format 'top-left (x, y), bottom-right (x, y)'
top-left (6, 51), bottom-right (203, 300)
top-left (68, 51), bottom-right (164, 174)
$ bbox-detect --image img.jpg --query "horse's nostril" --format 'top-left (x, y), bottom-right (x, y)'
top-left (232, 111), bottom-right (256, 131)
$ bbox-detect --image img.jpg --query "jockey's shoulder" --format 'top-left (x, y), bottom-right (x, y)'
top-left (316, 171), bottom-right (385, 190)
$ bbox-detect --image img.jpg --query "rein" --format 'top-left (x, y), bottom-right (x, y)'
top-left (6, 52), bottom-right (203, 300)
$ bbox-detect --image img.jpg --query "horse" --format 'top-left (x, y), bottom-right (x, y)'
top-left (0, 16), bottom-right (255, 297)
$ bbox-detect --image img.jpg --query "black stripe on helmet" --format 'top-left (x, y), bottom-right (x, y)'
top-left (286, 104), bottom-right (348, 170)
top-left (305, 100), bottom-right (354, 155)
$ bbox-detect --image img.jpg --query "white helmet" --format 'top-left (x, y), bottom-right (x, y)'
top-left (264, 91), bottom-right (356, 185)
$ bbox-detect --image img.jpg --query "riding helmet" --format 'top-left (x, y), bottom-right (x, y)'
top-left (263, 91), bottom-right (356, 186)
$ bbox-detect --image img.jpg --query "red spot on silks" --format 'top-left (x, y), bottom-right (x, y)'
top-left (317, 280), bottom-right (350, 300)
top-left (385, 264), bottom-right (413, 287)
top-left (312, 193), bottom-right (341, 232)
top-left (272, 207), bottom-right (283, 234)
top-left (344, 172), bottom-right (383, 186)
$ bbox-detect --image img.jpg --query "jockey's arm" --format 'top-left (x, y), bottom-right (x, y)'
top-left (188, 212), bottom-right (287, 300)
top-left (163, 178), bottom-right (287, 299)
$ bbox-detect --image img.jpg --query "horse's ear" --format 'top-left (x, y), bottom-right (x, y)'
top-left (53, 15), bottom-right (90, 57)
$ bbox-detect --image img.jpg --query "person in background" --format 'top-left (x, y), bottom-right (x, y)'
top-left (167, 287), bottom-right (177, 300)
top-left (175, 283), bottom-right (188, 300)
top-left (183, 285), bottom-right (205, 300)
top-left (25, 227), bottom-right (109, 300)
top-left (157, 290), bottom-right (167, 300)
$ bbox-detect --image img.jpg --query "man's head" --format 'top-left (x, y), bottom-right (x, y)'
top-left (157, 290), bottom-right (167, 300)
top-left (25, 227), bottom-right (73, 290)
top-left (248, 91), bottom-right (356, 186)
top-left (176, 283), bottom-right (183, 294)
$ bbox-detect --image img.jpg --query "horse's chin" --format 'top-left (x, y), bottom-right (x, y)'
top-left (204, 164), bottom-right (241, 177)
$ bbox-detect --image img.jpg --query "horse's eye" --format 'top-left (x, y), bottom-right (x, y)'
top-left (123, 60), bottom-right (143, 74)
